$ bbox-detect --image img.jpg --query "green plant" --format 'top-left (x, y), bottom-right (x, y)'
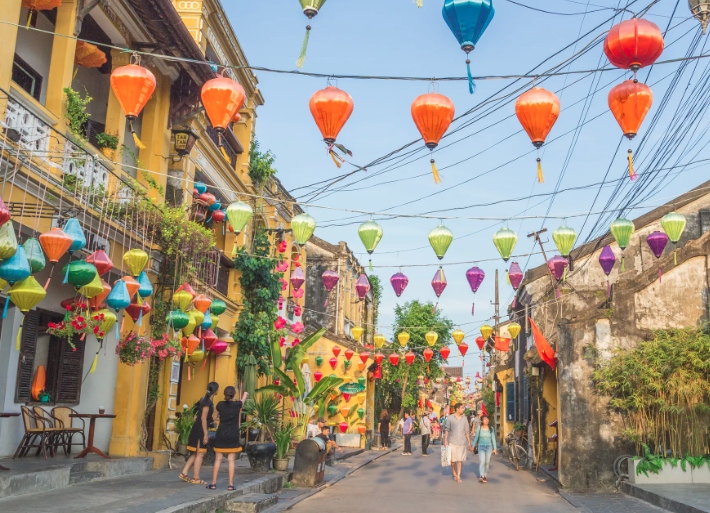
top-left (63, 87), bottom-right (92, 140)
top-left (243, 393), bottom-right (282, 443)
top-left (175, 405), bottom-right (195, 445)
top-left (115, 332), bottom-right (154, 366)
top-left (273, 423), bottom-right (296, 459)
top-left (95, 131), bottom-right (119, 150)
top-left (248, 140), bottom-right (277, 192)
top-left (282, 482), bottom-right (294, 489)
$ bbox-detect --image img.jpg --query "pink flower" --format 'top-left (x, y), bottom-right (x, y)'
top-left (292, 338), bottom-right (300, 347)
top-left (274, 317), bottom-right (286, 330)
top-left (278, 240), bottom-right (287, 253)
top-left (293, 289), bottom-right (304, 299)
top-left (291, 322), bottom-right (304, 334)
top-left (279, 337), bottom-right (285, 347)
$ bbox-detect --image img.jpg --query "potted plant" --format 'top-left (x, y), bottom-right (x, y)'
top-left (272, 423), bottom-right (296, 471)
top-left (242, 393), bottom-right (280, 472)
top-left (174, 405), bottom-right (194, 456)
top-left (95, 131), bottom-right (119, 159)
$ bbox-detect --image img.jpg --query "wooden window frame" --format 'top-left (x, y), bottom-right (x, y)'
top-left (11, 53), bottom-right (43, 101)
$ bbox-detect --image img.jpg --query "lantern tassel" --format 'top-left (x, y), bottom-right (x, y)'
top-left (2, 296), bottom-right (8, 319)
top-left (433, 302), bottom-right (438, 313)
top-left (296, 25), bottom-right (311, 68)
top-left (627, 149), bottom-right (637, 181)
top-left (115, 319), bottom-right (120, 339)
top-left (563, 266), bottom-right (568, 282)
top-left (555, 287), bottom-right (561, 299)
top-left (674, 249), bottom-right (677, 266)
top-left (607, 278), bottom-right (611, 298)
top-left (201, 357), bottom-right (208, 371)
top-left (369, 258), bottom-right (373, 271)
top-left (16, 323), bottom-right (22, 350)
top-left (44, 264), bottom-right (55, 290)
top-left (90, 352), bottom-right (99, 374)
top-left (63, 263), bottom-right (70, 284)
top-left (329, 150), bottom-right (342, 168)
top-left (537, 158), bottom-right (544, 183)
top-left (324, 297), bottom-right (328, 307)
top-left (220, 145), bottom-right (230, 162)
top-left (430, 159), bottom-right (442, 184)
top-left (129, 120), bottom-right (146, 150)
top-left (621, 255), bottom-right (625, 273)
top-left (472, 303), bottom-right (475, 316)
top-left (658, 267), bottom-right (662, 283)
top-left (506, 271), bottom-right (510, 285)
top-left (137, 309), bottom-right (143, 326)
top-left (26, 10), bottom-right (33, 28)
top-left (188, 365), bottom-right (191, 381)
top-left (466, 59), bottom-right (475, 95)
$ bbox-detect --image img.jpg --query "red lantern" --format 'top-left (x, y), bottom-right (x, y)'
top-left (440, 346), bottom-right (451, 360)
top-left (110, 62), bottom-right (157, 148)
top-left (405, 351), bottom-right (416, 366)
top-left (85, 250), bottom-right (113, 277)
top-left (423, 348), bottom-right (434, 363)
top-left (358, 352), bottom-right (369, 364)
top-left (196, 193), bottom-right (217, 207)
top-left (389, 353), bottom-right (400, 366)
top-left (329, 357), bottom-right (338, 369)
top-left (125, 301), bottom-right (150, 322)
top-left (374, 353), bottom-right (384, 365)
top-left (515, 87), bottom-right (561, 183)
top-left (343, 393), bottom-right (351, 402)
top-left (309, 86), bottom-right (354, 144)
top-left (604, 18), bottom-right (664, 72)
top-left (203, 329), bottom-right (218, 351)
top-left (411, 92), bottom-right (455, 183)
top-left (314, 371), bottom-right (323, 382)
top-left (211, 210), bottom-right (226, 223)
top-left (458, 342), bottom-right (469, 356)
top-left (475, 337), bottom-right (486, 350)
top-left (201, 77), bottom-right (246, 133)
top-left (344, 348), bottom-right (354, 361)
top-left (332, 346), bottom-right (341, 357)
top-left (608, 80), bottom-right (653, 181)
top-left (339, 422), bottom-right (348, 434)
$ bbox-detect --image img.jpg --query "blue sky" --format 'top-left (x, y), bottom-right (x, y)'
top-left (225, 0), bottom-right (709, 375)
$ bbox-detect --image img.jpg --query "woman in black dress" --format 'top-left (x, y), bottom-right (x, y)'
top-left (179, 381), bottom-right (218, 485)
top-left (379, 409), bottom-right (391, 450)
top-left (208, 386), bottom-right (248, 490)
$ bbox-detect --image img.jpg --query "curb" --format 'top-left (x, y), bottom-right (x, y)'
top-left (620, 482), bottom-right (708, 513)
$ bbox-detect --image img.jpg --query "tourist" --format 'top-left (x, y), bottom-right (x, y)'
top-left (470, 410), bottom-right (482, 434)
top-left (443, 402), bottom-right (472, 482)
top-left (307, 417), bottom-right (326, 439)
top-left (472, 415), bottom-right (498, 483)
top-left (208, 387), bottom-right (248, 490)
top-left (316, 425), bottom-right (342, 455)
top-left (431, 417), bottom-right (441, 443)
top-left (402, 410), bottom-right (413, 455)
top-left (179, 382), bottom-right (219, 485)
top-left (420, 410), bottom-right (432, 456)
top-left (394, 415), bottom-right (405, 439)
top-left (378, 409), bottom-right (391, 450)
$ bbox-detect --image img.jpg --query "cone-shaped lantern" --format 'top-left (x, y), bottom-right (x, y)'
top-left (290, 267), bottom-right (305, 291)
top-left (405, 351), bottom-right (416, 365)
top-left (110, 61), bottom-right (156, 149)
top-left (85, 249), bottom-right (113, 276)
top-left (23, 238), bottom-right (45, 275)
top-left (390, 272), bottom-right (409, 297)
top-left (610, 218), bottom-right (635, 272)
top-left (493, 227), bottom-right (517, 262)
top-left (466, 266), bottom-right (484, 316)
top-left (201, 77), bottom-right (246, 134)
top-left (515, 87), bottom-right (560, 182)
top-left (201, 310), bottom-right (213, 330)
top-left (359, 352), bottom-right (369, 364)
top-left (107, 280), bottom-right (131, 312)
top-left (89, 279), bottom-right (111, 310)
top-left (322, 269), bottom-right (339, 306)
top-left (548, 256), bottom-right (568, 298)
top-left (425, 331), bottom-right (439, 346)
top-left (309, 85), bottom-right (354, 144)
top-left (475, 336), bottom-right (486, 350)
top-left (411, 93), bottom-right (455, 183)
top-left (0, 223), bottom-right (17, 260)
top-left (389, 353), bottom-right (400, 366)
top-left (398, 331), bottom-right (410, 347)
top-left (452, 329), bottom-right (465, 345)
top-left (508, 262), bottom-right (523, 291)
top-left (608, 80), bottom-right (653, 180)
top-left (292, 213), bottom-right (316, 246)
top-left (374, 353), bottom-right (385, 365)
top-left (9, 276), bottom-right (46, 348)
top-left (351, 325), bottom-right (363, 341)
top-left (63, 218), bottom-right (86, 254)
top-left (440, 346), bottom-right (451, 360)
top-left (552, 225), bottom-right (577, 257)
top-left (355, 274), bottom-right (370, 301)
top-left (480, 324), bottom-right (493, 340)
top-left (508, 322), bottom-right (521, 339)
top-left (423, 348), bottom-right (434, 363)
top-left (39, 227), bottom-right (71, 264)
top-left (137, 271), bottom-right (153, 299)
top-left (0, 246), bottom-right (30, 284)
top-left (123, 249), bottom-right (149, 277)
top-left (329, 357), bottom-right (338, 370)
top-left (604, 18), bottom-right (664, 71)
top-left (431, 267), bottom-right (447, 298)
top-left (121, 276), bottom-right (140, 301)
top-left (344, 348), bottom-right (354, 361)
top-left (429, 224), bottom-right (454, 260)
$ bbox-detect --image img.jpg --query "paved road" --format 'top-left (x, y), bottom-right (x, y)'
top-left (288, 439), bottom-right (576, 512)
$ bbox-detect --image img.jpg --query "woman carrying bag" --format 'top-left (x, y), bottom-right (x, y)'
top-left (472, 415), bottom-right (497, 483)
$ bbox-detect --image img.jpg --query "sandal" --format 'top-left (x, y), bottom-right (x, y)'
top-left (206, 484), bottom-right (216, 490)
top-left (179, 473), bottom-right (190, 482)
top-left (227, 485), bottom-right (236, 491)
top-left (190, 478), bottom-right (207, 485)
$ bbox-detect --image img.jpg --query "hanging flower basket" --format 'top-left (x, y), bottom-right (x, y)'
top-left (151, 333), bottom-right (183, 361)
top-left (47, 304), bottom-right (103, 350)
top-left (116, 331), bottom-right (154, 366)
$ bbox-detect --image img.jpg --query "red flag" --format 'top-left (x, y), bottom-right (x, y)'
top-left (494, 336), bottom-right (511, 352)
top-left (529, 317), bottom-right (557, 370)
top-left (481, 403), bottom-right (488, 416)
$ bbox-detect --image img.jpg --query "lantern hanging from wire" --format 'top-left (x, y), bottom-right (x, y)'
top-left (351, 325), bottom-right (364, 341)
top-left (689, 0), bottom-right (710, 33)
top-left (309, 85), bottom-right (354, 166)
top-left (8, 276), bottom-right (46, 349)
top-left (552, 224), bottom-right (577, 258)
top-left (110, 57), bottom-right (157, 149)
top-left (332, 345), bottom-right (341, 357)
top-left (329, 357), bottom-right (338, 370)
top-left (508, 322), bottom-right (521, 340)
top-left (646, 231), bottom-right (669, 282)
top-left (405, 351), bottom-right (416, 366)
top-left (515, 87), bottom-right (560, 182)
top-left (344, 348), bottom-right (354, 361)
top-left (423, 348), bottom-right (434, 363)
top-left (442, 0), bottom-right (495, 94)
top-left (85, 249), bottom-right (113, 277)
top-left (493, 227), bottom-right (517, 262)
top-left (374, 333), bottom-right (386, 349)
top-left (429, 224), bottom-right (454, 260)
top-left (106, 281), bottom-right (129, 338)
top-left (431, 267), bottom-right (447, 303)
top-left (598, 245), bottom-right (616, 297)
top-left (390, 271), bottom-right (408, 298)
top-left (398, 331), bottom-right (410, 347)
top-left (374, 353), bottom-right (385, 365)
top-left (359, 352), bottom-right (369, 364)
top-left (608, 80), bottom-right (653, 181)
top-left (452, 329), bottom-right (465, 346)
top-left (167, 309), bottom-right (190, 331)
top-left (296, 0), bottom-right (328, 67)
top-left (123, 249), bottom-right (149, 277)
top-left (292, 213), bottom-right (317, 246)
top-left (0, 246), bottom-right (30, 285)
top-left (63, 218), bottom-right (86, 254)
top-left (74, 41), bottom-right (106, 69)
top-left (440, 346), bottom-right (451, 360)
top-left (480, 324), bottom-right (493, 341)
top-left (610, 218), bottom-right (635, 271)
top-left (290, 267), bottom-right (305, 292)
top-left (466, 266), bottom-right (484, 316)
top-left (508, 262), bottom-right (523, 291)
top-left (226, 201), bottom-right (253, 235)
top-left (322, 269), bottom-right (339, 306)
top-left (201, 76), bottom-right (246, 159)
top-left (661, 211), bottom-right (686, 265)
top-left (23, 238), bottom-right (45, 275)
top-left (358, 220), bottom-right (383, 269)
top-left (355, 274), bottom-right (370, 301)
top-left (88, 279), bottom-right (111, 310)
top-left (389, 353), bottom-right (400, 366)
top-left (548, 255), bottom-right (568, 298)
top-left (604, 18), bottom-right (664, 75)
top-left (475, 336), bottom-right (486, 350)
top-left (0, 223), bottom-right (17, 261)
top-left (62, 261), bottom-right (97, 288)
top-left (137, 271), bottom-right (153, 301)
top-left (425, 331), bottom-right (439, 347)
top-left (411, 93), bottom-right (455, 183)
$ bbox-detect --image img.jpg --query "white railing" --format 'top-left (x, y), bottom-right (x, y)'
top-left (62, 140), bottom-right (109, 189)
top-left (3, 96), bottom-right (51, 155)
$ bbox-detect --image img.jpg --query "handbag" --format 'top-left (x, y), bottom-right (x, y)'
top-left (441, 444), bottom-right (452, 467)
top-left (473, 445), bottom-right (479, 455)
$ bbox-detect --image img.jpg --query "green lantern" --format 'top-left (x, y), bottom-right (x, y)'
top-left (358, 220), bottom-right (383, 255)
top-left (357, 407), bottom-right (365, 420)
top-left (291, 213), bottom-right (316, 245)
top-left (344, 359), bottom-right (351, 369)
top-left (552, 225), bottom-right (577, 257)
top-left (22, 238), bottom-right (46, 274)
top-left (62, 261), bottom-right (97, 288)
top-left (327, 404), bottom-right (338, 416)
top-left (493, 227), bottom-right (517, 262)
top-left (610, 218), bottom-right (634, 250)
top-left (167, 309), bottom-right (190, 330)
top-left (210, 298), bottom-right (227, 316)
top-left (315, 355), bottom-right (323, 367)
top-left (428, 224), bottom-right (453, 260)
top-left (661, 211), bottom-right (686, 265)
top-left (357, 376), bottom-right (366, 387)
top-left (226, 201), bottom-right (253, 235)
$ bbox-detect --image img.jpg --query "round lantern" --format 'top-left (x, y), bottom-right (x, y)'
top-left (661, 211), bottom-right (686, 265)
top-left (95, 309), bottom-right (117, 339)
top-left (226, 201), bottom-right (253, 235)
top-left (390, 272), bottom-right (409, 297)
top-left (110, 61), bottom-right (156, 148)
top-left (374, 333), bottom-right (386, 349)
top-left (552, 225), bottom-right (577, 258)
top-left (411, 93), bottom-right (455, 183)
top-left (452, 329), bottom-right (465, 345)
top-left (428, 224), bottom-right (454, 260)
top-left (211, 298), bottom-right (227, 316)
top-left (309, 85), bottom-right (354, 145)
top-left (508, 322), bottom-right (521, 339)
top-left (167, 309), bottom-right (190, 330)
top-left (608, 80), bottom-right (653, 180)
top-left (358, 219), bottom-right (383, 259)
top-left (210, 341), bottom-right (229, 356)
top-left (610, 218), bottom-right (635, 271)
top-left (291, 213), bottom-right (317, 246)
top-left (425, 331), bottom-right (439, 347)
top-left (74, 40), bottom-right (106, 69)
top-left (480, 324), bottom-right (493, 341)
top-left (78, 274), bottom-right (104, 299)
top-left (62, 261), bottom-right (97, 288)
top-left (397, 331), bottom-right (410, 347)
top-left (38, 228), bottom-right (71, 270)
top-left (123, 249), bottom-right (149, 277)
top-left (405, 351), bottom-right (416, 366)
top-left (493, 227), bottom-right (517, 262)
top-left (23, 238), bottom-right (45, 275)
top-left (182, 312), bottom-right (197, 337)
top-left (0, 246), bottom-right (30, 284)
top-left (201, 77), bottom-right (246, 133)
top-left (515, 87), bottom-right (560, 182)
top-left (604, 18), bottom-right (664, 72)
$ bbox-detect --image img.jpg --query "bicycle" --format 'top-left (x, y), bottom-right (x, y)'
top-left (506, 431), bottom-right (529, 470)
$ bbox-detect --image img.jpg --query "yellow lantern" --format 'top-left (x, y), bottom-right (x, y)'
top-left (189, 350), bottom-right (205, 363)
top-left (452, 329), bottom-right (465, 345)
top-left (182, 311), bottom-right (197, 336)
top-left (340, 406), bottom-right (351, 417)
top-left (480, 324), bottom-right (493, 340)
top-left (425, 331), bottom-right (438, 346)
top-left (96, 309), bottom-right (117, 338)
top-left (508, 322), bottom-right (521, 339)
top-left (74, 41), bottom-right (107, 68)
top-left (356, 392), bottom-right (366, 404)
top-left (374, 333), bottom-right (386, 348)
top-left (8, 276), bottom-right (46, 350)
top-left (78, 273), bottom-right (104, 299)
top-left (351, 326), bottom-right (364, 341)
top-left (397, 331), bottom-right (410, 347)
top-left (172, 290), bottom-right (193, 312)
top-left (191, 309), bottom-right (205, 329)
top-left (123, 249), bottom-right (149, 277)
top-left (301, 354), bottom-right (310, 364)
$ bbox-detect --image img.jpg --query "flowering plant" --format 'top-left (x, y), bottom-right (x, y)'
top-left (151, 333), bottom-right (183, 362)
top-left (115, 331), bottom-right (154, 366)
top-left (47, 304), bottom-right (102, 350)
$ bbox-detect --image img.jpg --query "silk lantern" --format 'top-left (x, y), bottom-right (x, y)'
top-left (397, 331), bottom-right (410, 347)
top-left (137, 271), bottom-right (153, 300)
top-left (599, 245), bottom-right (617, 297)
top-left (344, 348), bottom-right (354, 361)
top-left (315, 355), bottom-right (323, 367)
top-left (646, 231), bottom-right (669, 282)
top-left (358, 219), bottom-right (383, 268)
top-left (332, 346), bottom-right (341, 357)
top-left (515, 87), bottom-right (560, 182)
top-left (110, 61), bottom-right (156, 149)
top-left (172, 289), bottom-right (193, 312)
top-left (210, 341), bottom-right (228, 356)
top-left (431, 267), bottom-right (448, 302)
top-left (440, 346), bottom-right (451, 360)
top-left (390, 272), bottom-right (409, 297)
top-left (211, 298), bottom-right (227, 316)
top-left (452, 329), bottom-right (465, 345)
top-left (78, 273), bottom-right (104, 299)
top-left (508, 322), bottom-right (521, 340)
top-left (193, 293), bottom-right (212, 313)
top-left (201, 311), bottom-right (213, 330)
top-left (459, 341), bottom-right (470, 355)
top-left (291, 213), bottom-right (316, 245)
top-left (322, 269), bottom-right (339, 306)
top-left (0, 246), bottom-right (30, 284)
top-left (62, 218), bottom-right (86, 254)
top-left (425, 331), bottom-right (439, 346)
top-left (122, 276), bottom-right (140, 300)
top-left (405, 351), bottom-right (416, 366)
top-left (203, 329), bottom-right (218, 351)
top-left (290, 267), bottom-right (305, 291)
top-left (466, 266), bottom-right (484, 315)
top-left (359, 352), bottom-right (369, 364)
top-left (552, 225), bottom-right (577, 257)
top-left (389, 353), bottom-right (400, 366)
top-left (339, 422), bottom-right (348, 434)
top-left (374, 353), bottom-right (385, 365)
top-left (85, 249), bottom-right (113, 276)
top-left (0, 223), bottom-right (17, 260)
top-left (604, 18), bottom-right (664, 72)
top-left (661, 211), bottom-right (686, 265)
top-left (355, 274), bottom-right (370, 300)
top-left (508, 262), bottom-right (523, 291)
top-left (480, 324), bottom-right (493, 340)
top-left (89, 279), bottom-right (111, 310)
top-left (226, 201), bottom-right (253, 237)
top-left (608, 80), bottom-right (653, 180)
top-left (493, 227), bottom-right (517, 262)
top-left (0, 197), bottom-right (8, 228)
top-left (423, 348), bottom-right (434, 363)
top-left (329, 357), bottom-right (338, 370)
top-left (610, 218), bottom-right (635, 271)
top-left (167, 309), bottom-right (190, 331)
top-left (351, 325), bottom-right (364, 341)
top-left (63, 261), bottom-right (97, 288)
top-left (429, 224), bottom-right (454, 260)
top-left (475, 336), bottom-right (486, 350)
top-left (23, 238), bottom-right (45, 275)
top-left (123, 249), bottom-right (149, 277)
top-left (309, 85), bottom-right (354, 157)
top-left (548, 256), bottom-right (568, 298)
top-left (296, 0), bottom-right (329, 67)
top-left (39, 227), bottom-right (71, 289)
top-left (374, 333), bottom-right (386, 348)
top-left (411, 93), bottom-right (455, 183)
top-left (8, 276), bottom-right (46, 349)
top-left (328, 404), bottom-right (338, 416)
top-left (201, 76), bottom-right (246, 137)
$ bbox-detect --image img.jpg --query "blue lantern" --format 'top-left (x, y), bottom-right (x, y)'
top-left (137, 271), bottom-right (153, 298)
top-left (194, 182), bottom-right (208, 194)
top-left (107, 280), bottom-right (131, 312)
top-left (201, 310), bottom-right (213, 330)
top-left (63, 218), bottom-right (86, 253)
top-left (209, 201), bottom-right (222, 212)
top-left (0, 246), bottom-right (31, 284)
top-left (442, 0), bottom-right (495, 94)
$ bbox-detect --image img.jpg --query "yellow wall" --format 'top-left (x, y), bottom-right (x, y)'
top-left (543, 367), bottom-right (559, 452)
top-left (496, 368), bottom-right (515, 438)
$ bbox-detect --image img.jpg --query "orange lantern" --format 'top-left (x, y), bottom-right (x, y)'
top-left (74, 41), bottom-right (107, 69)
top-left (121, 276), bottom-right (141, 300)
top-left (110, 59), bottom-right (156, 149)
top-left (193, 294), bottom-right (212, 314)
top-left (38, 227), bottom-right (72, 290)
top-left (309, 86), bottom-right (354, 166)
top-left (201, 76), bottom-right (245, 145)
top-left (89, 279), bottom-right (111, 310)
top-left (608, 80), bottom-right (653, 181)
top-left (21, 0), bottom-right (61, 25)
top-left (411, 92), bottom-right (455, 183)
top-left (186, 334), bottom-right (200, 356)
top-left (357, 424), bottom-right (366, 435)
top-left (515, 87), bottom-right (561, 183)
top-left (604, 18), bottom-right (664, 73)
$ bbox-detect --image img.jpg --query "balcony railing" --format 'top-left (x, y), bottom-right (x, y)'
top-left (4, 96), bottom-right (51, 154)
top-left (206, 126), bottom-right (237, 168)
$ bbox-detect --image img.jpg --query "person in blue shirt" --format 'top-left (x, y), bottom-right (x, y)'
top-left (472, 415), bottom-right (498, 483)
top-left (402, 411), bottom-right (413, 455)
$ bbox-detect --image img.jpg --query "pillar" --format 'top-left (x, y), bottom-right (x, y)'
top-left (109, 360), bottom-right (150, 456)
top-left (44, 0), bottom-right (78, 119)
top-left (0, 2), bottom-right (22, 93)
top-left (137, 72), bottom-right (171, 200)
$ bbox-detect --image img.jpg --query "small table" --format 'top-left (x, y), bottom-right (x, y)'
top-left (70, 413), bottom-right (116, 459)
top-left (0, 413), bottom-right (20, 470)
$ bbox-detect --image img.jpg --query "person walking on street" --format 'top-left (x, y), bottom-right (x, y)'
top-left (378, 409), bottom-right (391, 450)
top-left (472, 415), bottom-right (498, 483)
top-left (208, 387), bottom-right (247, 490)
top-left (443, 402), bottom-right (472, 482)
top-left (402, 411), bottom-right (413, 455)
top-left (420, 410), bottom-right (432, 455)
top-left (179, 382), bottom-right (219, 485)
top-left (470, 410), bottom-right (482, 434)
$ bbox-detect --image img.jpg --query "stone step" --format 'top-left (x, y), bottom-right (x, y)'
top-left (223, 493), bottom-right (279, 513)
top-left (68, 470), bottom-right (103, 485)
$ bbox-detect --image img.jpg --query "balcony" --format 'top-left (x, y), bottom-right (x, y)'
top-left (3, 95), bottom-right (51, 155)
top-left (206, 126), bottom-right (237, 168)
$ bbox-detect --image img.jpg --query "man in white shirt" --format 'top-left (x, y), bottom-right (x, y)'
top-left (307, 417), bottom-right (326, 439)
top-left (420, 411), bottom-right (432, 456)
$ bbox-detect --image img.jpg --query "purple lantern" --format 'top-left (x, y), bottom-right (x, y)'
top-left (599, 245), bottom-right (616, 297)
top-left (290, 266), bottom-right (305, 291)
top-left (322, 270), bottom-right (339, 307)
top-left (431, 267), bottom-right (447, 298)
top-left (646, 231), bottom-right (669, 282)
top-left (508, 262), bottom-right (523, 291)
top-left (466, 266), bottom-right (485, 316)
top-left (548, 256), bottom-right (568, 298)
top-left (355, 274), bottom-right (370, 301)
top-left (390, 272), bottom-right (409, 298)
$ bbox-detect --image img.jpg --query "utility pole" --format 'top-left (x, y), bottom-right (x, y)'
top-left (493, 269), bottom-right (500, 440)
top-left (528, 228), bottom-right (557, 290)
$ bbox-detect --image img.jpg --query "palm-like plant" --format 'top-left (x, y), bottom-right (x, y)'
top-left (243, 393), bottom-right (281, 443)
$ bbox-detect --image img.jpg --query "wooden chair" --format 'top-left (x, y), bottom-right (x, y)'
top-left (51, 406), bottom-right (85, 454)
top-left (32, 406), bottom-right (66, 457)
top-left (13, 406), bottom-right (54, 459)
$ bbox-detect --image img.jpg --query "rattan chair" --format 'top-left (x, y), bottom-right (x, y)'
top-left (13, 406), bottom-right (55, 459)
top-left (32, 406), bottom-right (67, 457)
top-left (51, 406), bottom-right (86, 454)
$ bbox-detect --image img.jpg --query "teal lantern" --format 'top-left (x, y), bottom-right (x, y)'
top-left (23, 238), bottom-right (45, 274)
top-left (63, 218), bottom-right (86, 253)
top-left (428, 224), bottom-right (454, 260)
top-left (492, 227), bottom-right (517, 262)
top-left (552, 225), bottom-right (577, 257)
top-left (211, 298), bottom-right (227, 316)
top-left (292, 213), bottom-right (316, 246)
top-left (201, 310), bottom-right (213, 330)
top-left (137, 271), bottom-right (153, 298)
top-left (62, 261), bottom-right (97, 288)
top-left (0, 246), bottom-right (30, 284)
top-left (661, 211), bottom-right (686, 265)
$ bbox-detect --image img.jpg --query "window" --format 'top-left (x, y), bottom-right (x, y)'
top-left (12, 54), bottom-right (43, 101)
top-left (505, 381), bottom-right (516, 422)
top-left (15, 309), bottom-right (86, 405)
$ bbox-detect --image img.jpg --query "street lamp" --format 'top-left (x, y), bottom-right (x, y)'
top-left (689, 0), bottom-right (710, 33)
top-left (171, 126), bottom-right (199, 159)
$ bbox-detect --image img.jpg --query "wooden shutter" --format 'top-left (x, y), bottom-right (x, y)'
top-left (54, 335), bottom-right (86, 405)
top-left (505, 381), bottom-right (516, 423)
top-left (15, 309), bottom-right (38, 403)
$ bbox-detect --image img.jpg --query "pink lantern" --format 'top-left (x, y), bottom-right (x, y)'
top-left (339, 422), bottom-right (348, 434)
top-left (547, 255), bottom-right (568, 298)
top-left (508, 262), bottom-right (523, 291)
top-left (431, 267), bottom-right (447, 298)
top-left (329, 357), bottom-right (338, 369)
top-left (203, 329), bottom-right (218, 351)
top-left (314, 371), bottom-right (323, 382)
top-left (322, 270), bottom-right (339, 306)
top-left (210, 341), bottom-right (228, 356)
top-left (466, 266), bottom-right (485, 315)
top-left (390, 272), bottom-right (409, 297)
top-left (343, 392), bottom-right (351, 401)
top-left (355, 274), bottom-right (370, 300)
top-left (290, 267), bottom-right (305, 291)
